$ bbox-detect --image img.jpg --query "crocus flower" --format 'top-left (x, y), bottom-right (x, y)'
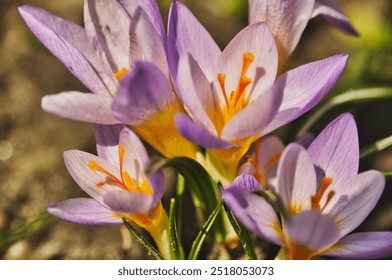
top-left (19, 0), bottom-right (198, 159)
top-left (222, 113), bottom-right (392, 259)
top-left (168, 0), bottom-right (349, 182)
top-left (47, 126), bottom-right (170, 259)
top-left (248, 0), bottom-right (358, 72)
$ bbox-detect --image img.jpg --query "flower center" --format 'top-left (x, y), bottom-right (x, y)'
top-left (311, 177), bottom-right (335, 211)
top-left (88, 145), bottom-right (152, 195)
top-left (217, 52), bottom-right (254, 124)
top-left (246, 141), bottom-right (281, 187)
top-left (114, 67), bottom-right (128, 80)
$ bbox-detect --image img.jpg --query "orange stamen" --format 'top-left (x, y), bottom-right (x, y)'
top-left (217, 73), bottom-right (230, 113)
top-left (114, 67), bottom-right (128, 80)
top-left (311, 177), bottom-right (334, 211)
top-left (232, 52), bottom-right (254, 108)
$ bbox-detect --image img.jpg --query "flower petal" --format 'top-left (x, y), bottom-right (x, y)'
top-left (94, 124), bottom-right (125, 166)
top-left (167, 0), bottom-right (221, 80)
top-left (148, 171), bottom-right (165, 209)
top-left (229, 173), bottom-right (263, 192)
top-left (41, 91), bottom-right (118, 124)
top-left (63, 150), bottom-right (120, 206)
top-left (112, 61), bottom-right (173, 125)
top-left (217, 22), bottom-right (278, 101)
top-left (312, 0), bottom-right (358, 36)
top-left (18, 5), bottom-right (109, 95)
top-left (307, 113), bottom-right (359, 189)
top-left (263, 54), bottom-right (349, 134)
top-left (176, 54), bottom-right (219, 136)
top-left (276, 144), bottom-right (316, 212)
top-left (283, 210), bottom-right (340, 250)
top-left (221, 177), bottom-right (284, 246)
top-left (248, 0), bottom-right (315, 72)
top-left (324, 232), bottom-right (392, 259)
top-left (221, 82), bottom-right (282, 140)
top-left (46, 198), bottom-right (121, 225)
top-left (83, 0), bottom-right (131, 71)
top-left (175, 113), bottom-right (236, 149)
top-left (326, 170), bottom-right (385, 236)
top-left (103, 191), bottom-right (153, 214)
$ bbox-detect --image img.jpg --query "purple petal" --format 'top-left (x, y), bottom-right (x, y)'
top-left (148, 171), bottom-right (165, 209)
top-left (18, 5), bottom-right (109, 95)
top-left (217, 22), bottom-right (278, 101)
top-left (221, 181), bottom-right (284, 246)
top-left (119, 127), bottom-right (150, 172)
top-left (83, 0), bottom-right (131, 71)
top-left (312, 0), bottom-right (358, 36)
top-left (167, 0), bottom-right (221, 80)
top-left (103, 191), bottom-right (153, 214)
top-left (176, 54), bottom-right (218, 135)
top-left (295, 132), bottom-right (314, 148)
top-left (307, 113), bottom-right (359, 189)
top-left (221, 82), bottom-right (283, 141)
top-left (46, 198), bottom-right (121, 225)
top-left (118, 0), bottom-right (166, 48)
top-left (130, 7), bottom-right (169, 77)
top-left (41, 91), bottom-right (118, 124)
top-left (94, 124), bottom-right (125, 166)
top-left (63, 150), bottom-right (120, 206)
top-left (112, 61), bottom-right (174, 125)
top-left (263, 54), bottom-right (349, 134)
top-left (276, 144), bottom-right (316, 211)
top-left (325, 170), bottom-right (385, 236)
top-left (175, 113), bottom-right (235, 149)
top-left (229, 173), bottom-right (263, 192)
top-left (283, 211), bottom-right (340, 251)
top-left (324, 232), bottom-right (392, 259)
top-left (248, 0), bottom-right (315, 71)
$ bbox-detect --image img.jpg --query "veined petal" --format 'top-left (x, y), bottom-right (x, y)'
top-left (119, 127), bottom-right (150, 173)
top-left (18, 5), bottom-right (109, 95)
top-left (221, 82), bottom-right (282, 140)
top-left (41, 91), bottom-right (118, 124)
top-left (167, 0), bottom-right (221, 80)
top-left (131, 7), bottom-right (169, 78)
top-left (103, 191), bottom-right (153, 214)
top-left (176, 54), bottom-right (218, 136)
top-left (94, 124), bottom-right (125, 166)
top-left (248, 0), bottom-right (315, 72)
top-left (175, 113), bottom-right (235, 149)
top-left (283, 210), bottom-right (340, 251)
top-left (217, 22), bottom-right (278, 101)
top-left (147, 171), bottom-right (165, 209)
top-left (118, 0), bottom-right (166, 47)
top-left (84, 0), bottom-right (131, 71)
top-left (63, 150), bottom-right (121, 206)
top-left (221, 180), bottom-right (284, 246)
top-left (46, 198), bottom-right (121, 225)
top-left (229, 173), bottom-right (263, 192)
top-left (263, 54), bottom-right (349, 134)
top-left (324, 232), bottom-right (392, 259)
top-left (307, 113), bottom-right (359, 189)
top-left (326, 170), bottom-right (385, 236)
top-left (112, 61), bottom-right (173, 125)
top-left (312, 0), bottom-right (358, 36)
top-left (276, 144), bottom-right (316, 213)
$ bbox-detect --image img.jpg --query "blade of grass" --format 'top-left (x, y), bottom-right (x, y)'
top-left (360, 135), bottom-right (392, 158)
top-left (169, 198), bottom-right (184, 260)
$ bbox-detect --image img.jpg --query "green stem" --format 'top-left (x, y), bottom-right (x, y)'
top-left (360, 135), bottom-right (392, 158)
top-left (169, 199), bottom-right (185, 260)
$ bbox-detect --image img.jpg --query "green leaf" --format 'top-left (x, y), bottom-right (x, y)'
top-left (157, 157), bottom-right (228, 241)
top-left (383, 171), bottom-right (392, 177)
top-left (360, 135), bottom-right (392, 158)
top-left (175, 174), bottom-right (185, 238)
top-left (169, 198), bottom-right (185, 260)
top-left (188, 202), bottom-right (223, 260)
top-left (122, 218), bottom-right (163, 260)
top-left (298, 88), bottom-right (392, 136)
top-left (223, 203), bottom-right (258, 260)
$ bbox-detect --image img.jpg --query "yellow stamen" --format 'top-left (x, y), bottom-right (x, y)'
top-left (114, 67), bottom-right (128, 80)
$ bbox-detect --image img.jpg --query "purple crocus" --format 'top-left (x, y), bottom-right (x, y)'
top-left (19, 0), bottom-right (198, 159)
top-left (47, 126), bottom-right (170, 258)
top-left (248, 0), bottom-right (358, 72)
top-left (168, 0), bottom-right (349, 181)
top-left (222, 113), bottom-right (392, 259)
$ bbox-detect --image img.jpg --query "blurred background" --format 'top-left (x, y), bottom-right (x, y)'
top-left (0, 0), bottom-right (391, 259)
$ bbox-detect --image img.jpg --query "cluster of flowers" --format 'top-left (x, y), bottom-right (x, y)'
top-left (19, 0), bottom-right (392, 259)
